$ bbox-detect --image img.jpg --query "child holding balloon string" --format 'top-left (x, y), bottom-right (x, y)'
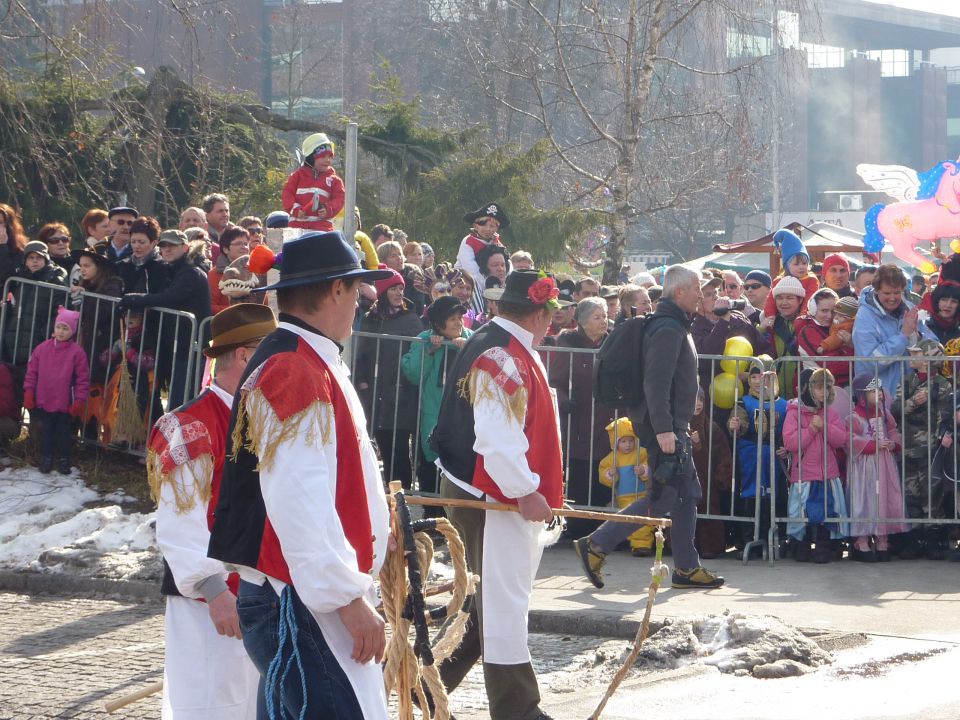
top-left (727, 356), bottom-right (788, 559)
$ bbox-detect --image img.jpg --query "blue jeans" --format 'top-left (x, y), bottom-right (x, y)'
top-left (237, 580), bottom-right (364, 720)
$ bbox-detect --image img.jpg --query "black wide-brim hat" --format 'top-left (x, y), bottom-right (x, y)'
top-left (497, 270), bottom-right (573, 307)
top-left (427, 295), bottom-right (469, 326)
top-left (463, 202), bottom-right (510, 228)
top-left (76, 247), bottom-right (115, 272)
top-left (257, 231), bottom-right (392, 292)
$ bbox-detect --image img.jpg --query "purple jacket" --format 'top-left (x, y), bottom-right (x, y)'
top-left (24, 338), bottom-right (90, 413)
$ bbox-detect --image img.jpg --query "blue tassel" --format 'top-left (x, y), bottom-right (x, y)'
top-left (265, 586), bottom-right (309, 720)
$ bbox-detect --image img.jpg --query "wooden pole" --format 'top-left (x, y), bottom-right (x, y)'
top-left (404, 494), bottom-right (671, 527)
top-left (104, 679), bottom-right (163, 713)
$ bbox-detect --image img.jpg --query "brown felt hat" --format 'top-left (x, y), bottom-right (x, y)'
top-left (204, 303), bottom-right (277, 358)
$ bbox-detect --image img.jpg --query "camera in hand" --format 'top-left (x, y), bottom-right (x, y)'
top-left (713, 298), bottom-right (746, 316)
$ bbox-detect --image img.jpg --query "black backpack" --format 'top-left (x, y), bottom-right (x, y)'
top-left (592, 313), bottom-right (664, 409)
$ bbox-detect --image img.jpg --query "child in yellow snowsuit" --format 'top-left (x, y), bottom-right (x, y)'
top-left (598, 417), bottom-right (653, 556)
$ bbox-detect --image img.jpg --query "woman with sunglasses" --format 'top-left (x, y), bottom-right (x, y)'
top-left (38, 222), bottom-right (76, 277)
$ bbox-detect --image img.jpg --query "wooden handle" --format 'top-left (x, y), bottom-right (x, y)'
top-left (402, 493), bottom-right (670, 527)
top-left (104, 679), bottom-right (163, 713)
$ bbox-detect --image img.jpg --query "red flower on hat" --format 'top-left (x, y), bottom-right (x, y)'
top-left (528, 275), bottom-right (559, 305)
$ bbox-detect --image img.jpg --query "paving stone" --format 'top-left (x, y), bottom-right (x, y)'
top-left (0, 592), bottom-right (607, 719)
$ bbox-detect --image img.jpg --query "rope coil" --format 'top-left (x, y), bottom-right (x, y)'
top-left (381, 488), bottom-right (477, 720)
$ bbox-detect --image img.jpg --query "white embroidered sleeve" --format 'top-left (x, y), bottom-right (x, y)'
top-left (471, 371), bottom-right (540, 499)
top-left (155, 463), bottom-right (229, 600)
top-left (254, 398), bottom-right (375, 615)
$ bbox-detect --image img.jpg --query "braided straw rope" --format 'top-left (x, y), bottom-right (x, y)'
top-left (381, 487), bottom-right (477, 720)
top-left (589, 526), bottom-right (668, 720)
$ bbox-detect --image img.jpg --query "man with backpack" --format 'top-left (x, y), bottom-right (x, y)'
top-left (575, 265), bottom-right (726, 590)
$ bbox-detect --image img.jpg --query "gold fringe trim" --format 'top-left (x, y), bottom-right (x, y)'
top-left (458, 368), bottom-right (528, 426)
top-left (233, 387), bottom-right (333, 473)
top-left (147, 447), bottom-right (214, 514)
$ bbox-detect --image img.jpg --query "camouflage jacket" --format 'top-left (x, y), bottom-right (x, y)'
top-left (891, 371), bottom-right (954, 460)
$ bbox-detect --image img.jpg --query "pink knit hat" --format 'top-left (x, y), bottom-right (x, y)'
top-left (55, 306), bottom-right (80, 338)
top-left (374, 267), bottom-right (405, 298)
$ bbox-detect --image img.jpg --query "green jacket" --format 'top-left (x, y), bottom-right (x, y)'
top-left (400, 328), bottom-right (472, 463)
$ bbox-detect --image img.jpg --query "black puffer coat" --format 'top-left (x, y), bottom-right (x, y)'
top-left (3, 262), bottom-right (69, 367)
top-left (355, 300), bottom-right (424, 432)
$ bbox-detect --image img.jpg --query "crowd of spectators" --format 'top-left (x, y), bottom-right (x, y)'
top-left (0, 198), bottom-right (252, 459)
top-left (3, 196), bottom-right (959, 561)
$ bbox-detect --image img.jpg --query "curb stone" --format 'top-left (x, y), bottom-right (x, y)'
top-left (0, 570), bottom-right (645, 637)
top-left (0, 570), bottom-right (160, 602)
top-left (0, 570), bottom-right (851, 648)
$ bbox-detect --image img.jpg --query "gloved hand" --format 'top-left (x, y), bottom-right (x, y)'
top-left (23, 390), bottom-right (36, 410)
top-left (69, 400), bottom-right (85, 418)
top-left (118, 294), bottom-right (145, 312)
top-left (652, 445), bottom-right (688, 487)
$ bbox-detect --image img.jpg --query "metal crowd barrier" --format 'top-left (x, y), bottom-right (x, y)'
top-left (765, 354), bottom-right (960, 564)
top-left (1, 277), bottom-right (202, 458)
top-left (347, 329), bottom-right (767, 560)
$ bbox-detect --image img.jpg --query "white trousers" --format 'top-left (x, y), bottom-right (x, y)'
top-left (481, 508), bottom-right (545, 665)
top-left (162, 596), bottom-right (259, 720)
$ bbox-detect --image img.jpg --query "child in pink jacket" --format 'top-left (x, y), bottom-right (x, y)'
top-left (23, 307), bottom-right (89, 474)
top-left (781, 368), bottom-right (850, 563)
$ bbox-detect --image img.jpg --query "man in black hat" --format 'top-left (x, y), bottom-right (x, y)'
top-left (150, 303), bottom-right (277, 719)
top-left (104, 206), bottom-right (138, 262)
top-left (431, 269), bottom-right (568, 720)
top-left (208, 231), bottom-right (394, 720)
top-left (456, 202), bottom-right (509, 300)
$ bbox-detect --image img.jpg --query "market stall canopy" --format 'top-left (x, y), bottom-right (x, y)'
top-left (710, 222), bottom-right (878, 276)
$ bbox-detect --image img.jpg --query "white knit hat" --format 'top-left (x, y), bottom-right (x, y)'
top-left (772, 276), bottom-right (806, 298)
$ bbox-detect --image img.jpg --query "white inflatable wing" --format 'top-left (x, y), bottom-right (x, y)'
top-left (856, 163), bottom-right (920, 202)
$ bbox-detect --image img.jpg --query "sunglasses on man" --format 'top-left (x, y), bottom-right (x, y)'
top-left (48, 236), bottom-right (70, 244)
top-left (114, 219), bottom-right (133, 226)
top-left (743, 282), bottom-right (764, 290)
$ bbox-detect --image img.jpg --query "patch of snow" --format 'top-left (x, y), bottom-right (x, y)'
top-left (0, 465), bottom-right (157, 580)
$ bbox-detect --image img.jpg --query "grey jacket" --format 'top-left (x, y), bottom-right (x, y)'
top-left (630, 298), bottom-right (699, 441)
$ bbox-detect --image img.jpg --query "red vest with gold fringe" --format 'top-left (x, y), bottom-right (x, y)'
top-left (469, 337), bottom-right (564, 508)
top-left (148, 388), bottom-right (239, 597)
top-left (209, 328), bottom-right (373, 585)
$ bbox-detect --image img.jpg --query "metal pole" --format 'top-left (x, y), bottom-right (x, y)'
top-left (343, 122), bottom-right (359, 241)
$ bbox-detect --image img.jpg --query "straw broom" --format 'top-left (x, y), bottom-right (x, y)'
top-left (112, 318), bottom-right (148, 446)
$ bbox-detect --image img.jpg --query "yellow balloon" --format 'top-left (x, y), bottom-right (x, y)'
top-left (720, 336), bottom-right (753, 375)
top-left (711, 372), bottom-right (742, 410)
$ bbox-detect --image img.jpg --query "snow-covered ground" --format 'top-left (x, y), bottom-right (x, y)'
top-left (0, 461), bottom-right (159, 580)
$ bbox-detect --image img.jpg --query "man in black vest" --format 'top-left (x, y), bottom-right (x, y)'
top-left (431, 270), bottom-right (567, 720)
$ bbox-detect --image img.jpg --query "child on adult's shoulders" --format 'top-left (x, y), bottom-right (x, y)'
top-left (762, 228), bottom-right (820, 321)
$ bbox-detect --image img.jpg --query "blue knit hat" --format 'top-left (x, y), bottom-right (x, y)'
top-left (773, 229), bottom-right (809, 273)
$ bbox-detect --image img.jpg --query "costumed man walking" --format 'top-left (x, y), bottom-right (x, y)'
top-left (575, 265), bottom-right (726, 590)
top-left (208, 231), bottom-right (393, 720)
top-left (149, 303), bottom-right (278, 719)
top-left (455, 203), bottom-right (509, 312)
top-left (431, 269), bottom-right (569, 720)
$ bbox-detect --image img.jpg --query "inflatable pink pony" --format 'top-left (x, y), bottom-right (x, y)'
top-left (859, 157), bottom-right (960, 273)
